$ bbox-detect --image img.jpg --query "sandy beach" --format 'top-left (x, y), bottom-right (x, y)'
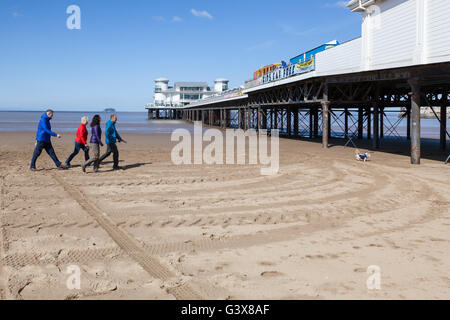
top-left (0, 130), bottom-right (449, 300)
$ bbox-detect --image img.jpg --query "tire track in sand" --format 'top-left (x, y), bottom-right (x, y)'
top-left (52, 174), bottom-right (203, 300)
top-left (0, 174), bottom-right (8, 300)
top-left (4, 165), bottom-right (396, 269)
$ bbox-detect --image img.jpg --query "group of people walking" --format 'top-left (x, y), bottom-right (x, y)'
top-left (30, 110), bottom-right (126, 173)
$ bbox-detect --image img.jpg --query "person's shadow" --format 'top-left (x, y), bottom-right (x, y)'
top-left (122, 162), bottom-right (153, 170)
top-left (100, 162), bottom-right (153, 172)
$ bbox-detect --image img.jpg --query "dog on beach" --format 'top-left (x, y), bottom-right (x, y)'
top-left (355, 150), bottom-right (371, 162)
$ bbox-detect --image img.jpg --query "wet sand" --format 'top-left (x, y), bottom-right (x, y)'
top-left (0, 130), bottom-right (449, 300)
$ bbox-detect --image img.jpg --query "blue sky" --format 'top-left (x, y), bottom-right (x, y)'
top-left (0, 0), bottom-right (361, 111)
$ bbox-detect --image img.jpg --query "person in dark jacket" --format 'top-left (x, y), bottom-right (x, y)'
top-left (81, 115), bottom-right (103, 173)
top-left (63, 116), bottom-right (90, 168)
top-left (30, 110), bottom-right (62, 171)
top-left (99, 114), bottom-right (126, 170)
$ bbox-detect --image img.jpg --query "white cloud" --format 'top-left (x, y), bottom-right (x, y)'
top-left (190, 9), bottom-right (213, 19)
top-left (323, 1), bottom-right (349, 8)
top-left (12, 12), bottom-right (24, 18)
top-left (172, 16), bottom-right (182, 22)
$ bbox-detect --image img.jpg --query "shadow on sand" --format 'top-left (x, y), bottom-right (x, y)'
top-left (34, 161), bottom-right (153, 173)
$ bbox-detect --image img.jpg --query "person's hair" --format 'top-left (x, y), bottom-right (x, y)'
top-left (46, 109), bottom-right (54, 114)
top-left (110, 114), bottom-right (117, 120)
top-left (81, 116), bottom-right (89, 125)
top-left (90, 115), bottom-right (101, 128)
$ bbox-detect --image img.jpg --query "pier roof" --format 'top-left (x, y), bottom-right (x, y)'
top-left (174, 82), bottom-right (209, 87)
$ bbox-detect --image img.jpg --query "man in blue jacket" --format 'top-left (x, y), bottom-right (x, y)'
top-left (99, 114), bottom-right (126, 170)
top-left (30, 109), bottom-right (63, 171)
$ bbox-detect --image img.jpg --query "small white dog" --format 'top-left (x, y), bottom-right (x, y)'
top-left (355, 150), bottom-right (371, 162)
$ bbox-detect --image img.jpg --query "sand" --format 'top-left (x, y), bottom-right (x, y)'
top-left (0, 130), bottom-right (449, 300)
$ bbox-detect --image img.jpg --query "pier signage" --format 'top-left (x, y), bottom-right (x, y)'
top-left (261, 57), bottom-right (315, 85)
top-left (296, 56), bottom-right (315, 73)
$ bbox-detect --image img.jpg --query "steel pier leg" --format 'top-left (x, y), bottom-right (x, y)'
top-left (373, 104), bottom-right (380, 149)
top-left (322, 101), bottom-right (330, 149)
top-left (287, 107), bottom-right (292, 137)
top-left (294, 108), bottom-right (299, 137)
top-left (441, 104), bottom-right (447, 150)
top-left (409, 80), bottom-right (421, 165)
top-left (358, 107), bottom-right (363, 139)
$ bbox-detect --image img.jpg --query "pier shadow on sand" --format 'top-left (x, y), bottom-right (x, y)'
top-left (292, 135), bottom-right (450, 163)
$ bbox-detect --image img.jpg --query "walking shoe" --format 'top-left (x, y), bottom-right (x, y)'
top-left (113, 166), bottom-right (123, 171)
top-left (81, 163), bottom-right (86, 173)
top-left (94, 167), bottom-right (99, 173)
top-left (30, 168), bottom-right (37, 172)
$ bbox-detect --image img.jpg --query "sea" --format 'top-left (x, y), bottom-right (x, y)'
top-left (0, 111), bottom-right (193, 135)
top-left (0, 110), bottom-right (447, 139)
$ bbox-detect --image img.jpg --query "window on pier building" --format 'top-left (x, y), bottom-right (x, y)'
top-left (181, 94), bottom-right (200, 100)
top-left (180, 87), bottom-right (205, 92)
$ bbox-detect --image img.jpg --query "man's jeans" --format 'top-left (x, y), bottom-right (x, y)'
top-left (65, 142), bottom-right (90, 165)
top-left (30, 141), bottom-right (62, 169)
top-left (99, 143), bottom-right (119, 168)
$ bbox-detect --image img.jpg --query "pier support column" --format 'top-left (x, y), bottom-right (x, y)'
top-left (313, 108), bottom-right (319, 138)
top-left (287, 107), bottom-right (292, 137)
top-left (321, 101), bottom-right (330, 149)
top-left (223, 109), bottom-right (227, 128)
top-left (380, 107), bottom-right (384, 139)
top-left (257, 107), bottom-right (261, 131)
top-left (328, 107), bottom-right (332, 139)
top-left (344, 108), bottom-right (349, 139)
top-left (309, 108), bottom-right (314, 138)
top-left (409, 79), bottom-right (421, 165)
top-left (238, 109), bottom-right (242, 129)
top-left (373, 103), bottom-right (380, 149)
top-left (274, 108), bottom-right (278, 130)
top-left (441, 103), bottom-right (447, 150)
top-left (294, 108), bottom-right (299, 137)
top-left (262, 109), bottom-right (267, 130)
top-left (367, 107), bottom-right (372, 140)
top-left (358, 107), bottom-right (363, 139)
top-left (407, 106), bottom-right (411, 140)
top-left (270, 109), bottom-right (274, 129)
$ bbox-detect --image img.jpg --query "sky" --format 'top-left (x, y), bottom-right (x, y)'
top-left (0, 0), bottom-right (362, 112)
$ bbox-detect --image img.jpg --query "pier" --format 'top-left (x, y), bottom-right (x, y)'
top-left (146, 0), bottom-right (450, 165)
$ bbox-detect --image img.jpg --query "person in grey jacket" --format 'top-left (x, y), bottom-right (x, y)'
top-left (81, 115), bottom-right (103, 173)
